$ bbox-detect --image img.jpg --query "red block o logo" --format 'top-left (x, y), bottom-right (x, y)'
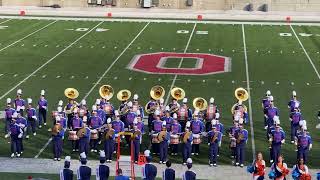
top-left (127, 52), bottom-right (231, 75)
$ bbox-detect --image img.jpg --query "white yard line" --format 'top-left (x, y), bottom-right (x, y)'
top-left (290, 25), bottom-right (320, 80)
top-left (34, 22), bottom-right (149, 158)
top-left (0, 21), bottom-right (104, 102)
top-left (0, 19), bottom-right (12, 24)
top-left (0, 20), bottom-right (57, 53)
top-left (164, 23), bottom-right (197, 105)
top-left (2, 15), bottom-right (320, 26)
top-left (82, 22), bottom-right (150, 100)
top-left (34, 138), bottom-right (52, 158)
top-left (241, 24), bottom-right (255, 159)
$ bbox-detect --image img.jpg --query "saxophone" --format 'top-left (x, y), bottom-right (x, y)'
top-left (132, 129), bottom-right (141, 140)
top-left (105, 128), bottom-right (115, 140)
top-left (77, 127), bottom-right (86, 138)
top-left (158, 130), bottom-right (167, 142)
top-left (52, 124), bottom-right (61, 136)
top-left (183, 131), bottom-right (191, 143)
top-left (236, 132), bottom-right (244, 144)
top-left (211, 132), bottom-right (219, 143)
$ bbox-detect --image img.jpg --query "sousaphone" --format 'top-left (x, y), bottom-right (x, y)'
top-left (117, 89), bottom-right (131, 101)
top-left (99, 85), bottom-right (114, 100)
top-left (170, 87), bottom-right (185, 100)
top-left (193, 97), bottom-right (208, 111)
top-left (150, 85), bottom-right (165, 100)
top-left (231, 87), bottom-right (249, 113)
top-left (64, 88), bottom-right (79, 99)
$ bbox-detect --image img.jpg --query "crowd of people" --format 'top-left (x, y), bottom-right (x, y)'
top-left (3, 87), bottom-right (320, 179)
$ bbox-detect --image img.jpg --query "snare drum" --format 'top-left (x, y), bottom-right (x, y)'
top-left (152, 133), bottom-right (160, 143)
top-left (90, 130), bottom-right (98, 140)
top-left (68, 131), bottom-right (78, 141)
top-left (51, 111), bottom-right (58, 118)
top-left (192, 134), bottom-right (201, 144)
top-left (170, 134), bottom-right (179, 144)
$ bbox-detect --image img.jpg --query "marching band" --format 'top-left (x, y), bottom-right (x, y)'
top-left (3, 85), bottom-right (320, 180)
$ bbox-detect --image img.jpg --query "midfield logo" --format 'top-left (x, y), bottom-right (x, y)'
top-left (127, 52), bottom-right (231, 75)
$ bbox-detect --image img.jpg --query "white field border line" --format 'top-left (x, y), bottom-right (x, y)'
top-left (241, 24), bottom-right (255, 159)
top-left (290, 25), bottom-right (320, 80)
top-left (33, 21), bottom-right (104, 159)
top-left (0, 20), bottom-right (57, 53)
top-left (82, 22), bottom-right (150, 100)
top-left (0, 18), bottom-right (12, 24)
top-left (2, 15), bottom-right (320, 26)
top-left (164, 23), bottom-right (197, 106)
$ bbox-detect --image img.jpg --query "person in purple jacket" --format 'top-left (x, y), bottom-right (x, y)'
top-left (14, 89), bottom-right (25, 116)
top-left (26, 98), bottom-right (37, 139)
top-left (38, 90), bottom-right (48, 128)
top-left (4, 98), bottom-right (15, 136)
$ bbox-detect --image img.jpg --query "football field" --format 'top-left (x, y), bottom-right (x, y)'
top-left (0, 17), bottom-right (320, 168)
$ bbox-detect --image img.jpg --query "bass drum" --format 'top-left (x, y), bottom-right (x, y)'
top-left (170, 134), bottom-right (179, 144)
top-left (68, 131), bottom-right (78, 141)
top-left (151, 133), bottom-right (160, 144)
top-left (90, 129), bottom-right (99, 140)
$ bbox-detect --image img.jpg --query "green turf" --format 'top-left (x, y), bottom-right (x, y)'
top-left (0, 19), bottom-right (320, 169)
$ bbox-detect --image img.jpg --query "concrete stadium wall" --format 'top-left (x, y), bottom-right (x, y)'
top-left (1, 0), bottom-right (320, 11)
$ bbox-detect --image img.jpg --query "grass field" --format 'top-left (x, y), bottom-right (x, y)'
top-left (0, 17), bottom-right (320, 170)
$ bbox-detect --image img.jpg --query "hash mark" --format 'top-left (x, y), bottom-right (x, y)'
top-left (261, 81), bottom-right (264, 85)
top-left (232, 80), bottom-right (235, 84)
top-left (85, 76), bottom-right (88, 79)
top-left (13, 74), bottom-right (18, 77)
top-left (202, 80), bottom-right (206, 82)
top-left (56, 75), bottom-right (60, 79)
top-left (306, 83), bottom-right (310, 86)
top-left (44, 45), bottom-right (48, 47)
top-left (56, 45), bottom-right (60, 47)
top-left (102, 46), bottom-right (105, 49)
top-left (291, 82), bottom-right (294, 85)
top-left (187, 79), bottom-right (191, 82)
top-left (114, 77), bottom-right (118, 80)
top-left (42, 75), bottom-right (46, 78)
top-left (33, 44), bottom-right (37, 47)
top-left (276, 82), bottom-right (279, 85)
top-left (129, 77), bottom-right (132, 80)
top-left (70, 76), bottom-right (74, 79)
top-left (114, 46), bottom-right (117, 49)
top-left (143, 78), bottom-right (147, 80)
top-left (158, 78), bottom-right (161, 81)
top-left (21, 44), bottom-right (24, 47)
top-left (217, 80), bottom-right (220, 83)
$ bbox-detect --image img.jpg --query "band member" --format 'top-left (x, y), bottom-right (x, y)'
top-left (269, 124), bottom-right (285, 163)
top-left (132, 122), bottom-right (142, 163)
top-left (163, 161), bottom-right (175, 180)
top-left (177, 98), bottom-right (192, 131)
top-left (288, 91), bottom-right (300, 113)
top-left (142, 150), bottom-right (157, 180)
top-left (78, 123), bottom-right (91, 155)
top-left (204, 97), bottom-right (219, 132)
top-left (169, 98), bottom-right (180, 115)
top-left (146, 97), bottom-right (158, 133)
top-left (208, 126), bottom-right (222, 167)
top-left (151, 110), bottom-right (162, 154)
top-left (235, 124), bottom-right (248, 167)
top-left (71, 112), bottom-right (83, 152)
top-left (115, 169), bottom-right (130, 180)
top-left (60, 156), bottom-right (73, 180)
top-left (162, 107), bottom-right (173, 131)
top-left (132, 94), bottom-right (144, 117)
top-left (77, 152), bottom-right (92, 180)
top-left (232, 101), bottom-right (248, 124)
top-left (112, 110), bottom-right (124, 153)
top-left (251, 152), bottom-right (266, 180)
top-left (135, 115), bottom-right (145, 135)
top-left (296, 129), bottom-right (312, 163)
top-left (228, 121), bottom-right (239, 158)
top-left (14, 89), bottom-right (25, 116)
top-left (182, 158), bottom-right (196, 180)
top-left (38, 90), bottom-right (48, 128)
top-left (264, 96), bottom-right (278, 129)
top-left (159, 122), bottom-right (170, 164)
top-left (103, 98), bottom-right (114, 120)
top-left (4, 98), bottom-right (15, 136)
top-left (56, 116), bottom-right (67, 139)
top-left (96, 99), bottom-right (106, 124)
top-left (96, 151), bottom-right (110, 180)
top-left (191, 111), bottom-right (204, 155)
top-left (212, 113), bottom-right (224, 134)
top-left (52, 124), bottom-right (63, 161)
top-left (26, 98), bottom-right (37, 139)
top-left (170, 113), bottom-right (181, 155)
top-left (262, 90), bottom-right (272, 129)
top-left (89, 109), bottom-right (102, 153)
top-left (182, 122), bottom-right (193, 165)
top-left (78, 100), bottom-right (89, 120)
top-left (292, 158), bottom-right (311, 180)
top-left (125, 101), bottom-right (136, 129)
top-left (65, 99), bottom-right (78, 130)
top-left (290, 107), bottom-right (302, 143)
top-left (7, 118), bottom-right (23, 158)
top-left (16, 112), bottom-right (27, 154)
top-left (269, 155), bottom-right (289, 180)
